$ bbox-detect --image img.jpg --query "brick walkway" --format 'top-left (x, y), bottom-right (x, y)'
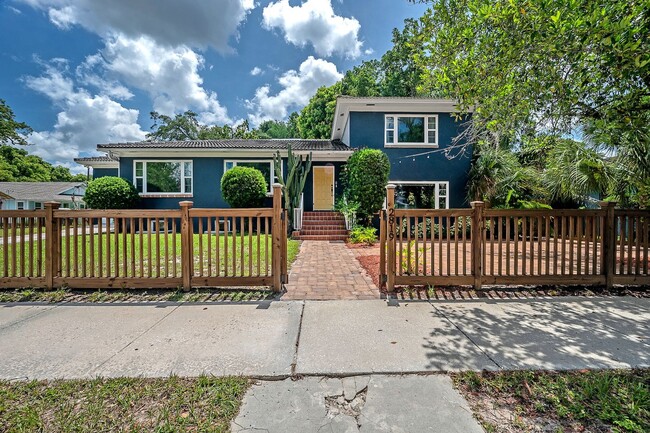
top-left (282, 241), bottom-right (380, 300)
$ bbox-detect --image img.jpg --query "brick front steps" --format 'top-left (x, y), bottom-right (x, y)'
top-left (292, 211), bottom-right (349, 241)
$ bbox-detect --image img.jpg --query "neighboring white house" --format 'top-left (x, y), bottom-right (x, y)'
top-left (0, 182), bottom-right (87, 210)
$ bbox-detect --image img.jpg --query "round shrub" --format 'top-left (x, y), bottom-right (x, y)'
top-left (221, 166), bottom-right (268, 208)
top-left (84, 176), bottom-right (139, 209)
top-left (346, 149), bottom-right (390, 222)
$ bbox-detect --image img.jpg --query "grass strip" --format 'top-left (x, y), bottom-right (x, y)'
top-left (0, 376), bottom-right (249, 433)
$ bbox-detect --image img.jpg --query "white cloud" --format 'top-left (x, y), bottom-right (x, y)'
top-left (20, 0), bottom-right (255, 52)
top-left (262, 0), bottom-right (362, 58)
top-left (86, 34), bottom-right (230, 124)
top-left (250, 66), bottom-right (263, 76)
top-left (24, 64), bottom-right (146, 166)
top-left (246, 56), bottom-right (342, 125)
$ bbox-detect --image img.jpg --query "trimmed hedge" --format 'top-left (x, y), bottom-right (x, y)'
top-left (221, 166), bottom-right (268, 208)
top-left (346, 149), bottom-right (390, 222)
top-left (84, 176), bottom-right (140, 209)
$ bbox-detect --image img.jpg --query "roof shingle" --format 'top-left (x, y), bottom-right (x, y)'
top-left (97, 139), bottom-right (350, 151)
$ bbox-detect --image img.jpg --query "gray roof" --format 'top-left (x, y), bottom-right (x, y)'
top-left (0, 182), bottom-right (86, 202)
top-left (73, 156), bottom-right (116, 163)
top-left (97, 139), bottom-right (350, 151)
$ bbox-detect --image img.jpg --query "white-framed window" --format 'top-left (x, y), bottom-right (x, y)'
top-left (34, 202), bottom-right (43, 210)
top-left (385, 114), bottom-right (438, 147)
top-left (224, 160), bottom-right (279, 194)
top-left (134, 160), bottom-right (193, 195)
top-left (16, 201), bottom-right (25, 210)
top-left (393, 181), bottom-right (449, 209)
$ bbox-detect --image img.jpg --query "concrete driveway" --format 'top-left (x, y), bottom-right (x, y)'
top-left (0, 297), bottom-right (648, 380)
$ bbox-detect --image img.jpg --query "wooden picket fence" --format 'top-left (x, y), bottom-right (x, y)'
top-left (0, 185), bottom-right (288, 291)
top-left (380, 185), bottom-right (650, 291)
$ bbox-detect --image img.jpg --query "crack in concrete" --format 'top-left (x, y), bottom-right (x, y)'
top-left (324, 385), bottom-right (368, 430)
top-left (290, 301), bottom-right (305, 376)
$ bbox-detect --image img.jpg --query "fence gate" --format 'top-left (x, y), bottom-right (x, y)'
top-left (379, 185), bottom-right (650, 291)
top-left (0, 184), bottom-right (289, 292)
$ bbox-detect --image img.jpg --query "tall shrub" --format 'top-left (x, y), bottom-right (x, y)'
top-left (83, 176), bottom-right (139, 209)
top-left (221, 166), bottom-right (267, 208)
top-left (346, 149), bottom-right (390, 223)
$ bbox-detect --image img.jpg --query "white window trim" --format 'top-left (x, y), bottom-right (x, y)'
top-left (133, 160), bottom-right (193, 197)
top-left (384, 114), bottom-right (439, 148)
top-left (16, 201), bottom-right (25, 210)
top-left (224, 160), bottom-right (281, 195)
top-left (392, 181), bottom-right (449, 209)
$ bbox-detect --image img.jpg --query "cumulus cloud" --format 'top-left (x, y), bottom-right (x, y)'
top-left (87, 34), bottom-right (230, 124)
top-left (24, 63), bottom-right (146, 166)
top-left (250, 66), bottom-right (263, 76)
top-left (19, 0), bottom-right (255, 51)
top-left (246, 56), bottom-right (342, 125)
top-left (263, 0), bottom-right (362, 58)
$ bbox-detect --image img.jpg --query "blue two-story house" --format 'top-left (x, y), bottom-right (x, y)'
top-left (75, 97), bottom-right (471, 212)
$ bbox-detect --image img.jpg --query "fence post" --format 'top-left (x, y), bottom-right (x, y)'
top-left (272, 183), bottom-right (283, 292)
top-left (386, 185), bottom-right (396, 292)
top-left (600, 201), bottom-right (617, 289)
top-left (379, 209), bottom-right (387, 289)
top-left (44, 201), bottom-right (60, 290)
top-left (470, 201), bottom-right (484, 290)
top-left (180, 201), bottom-right (193, 291)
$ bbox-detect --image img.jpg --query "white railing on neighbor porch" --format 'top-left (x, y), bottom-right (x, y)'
top-left (293, 193), bottom-right (304, 230)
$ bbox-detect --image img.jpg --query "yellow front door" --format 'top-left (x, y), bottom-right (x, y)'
top-left (313, 166), bottom-right (334, 210)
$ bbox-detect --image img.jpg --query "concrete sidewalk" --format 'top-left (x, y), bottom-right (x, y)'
top-left (0, 297), bottom-right (648, 380)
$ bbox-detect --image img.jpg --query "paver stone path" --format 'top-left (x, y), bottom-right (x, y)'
top-left (283, 241), bottom-right (379, 300)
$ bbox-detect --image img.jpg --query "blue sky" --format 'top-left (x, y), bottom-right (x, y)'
top-left (0, 0), bottom-right (428, 170)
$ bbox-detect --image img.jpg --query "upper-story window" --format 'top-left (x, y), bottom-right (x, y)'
top-left (385, 114), bottom-right (438, 147)
top-left (134, 160), bottom-right (193, 195)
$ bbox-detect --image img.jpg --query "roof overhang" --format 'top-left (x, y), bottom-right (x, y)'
top-left (74, 157), bottom-right (119, 169)
top-left (331, 97), bottom-right (470, 141)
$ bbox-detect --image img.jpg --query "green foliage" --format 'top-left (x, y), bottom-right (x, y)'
top-left (0, 145), bottom-right (84, 182)
top-left (273, 146), bottom-right (312, 228)
top-left (346, 149), bottom-right (390, 223)
top-left (147, 111), bottom-right (262, 141)
top-left (220, 166), bottom-right (267, 208)
top-left (453, 369), bottom-right (650, 433)
top-left (349, 226), bottom-right (377, 245)
top-left (84, 177), bottom-right (139, 209)
top-left (467, 145), bottom-right (545, 208)
top-left (0, 99), bottom-right (32, 146)
top-left (297, 84), bottom-right (342, 139)
top-left (335, 195), bottom-right (360, 229)
top-left (418, 0), bottom-right (650, 142)
top-left (257, 119), bottom-right (298, 139)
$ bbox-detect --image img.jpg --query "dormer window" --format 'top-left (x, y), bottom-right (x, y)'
top-left (385, 114), bottom-right (438, 147)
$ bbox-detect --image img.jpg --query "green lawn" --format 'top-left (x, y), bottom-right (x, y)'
top-left (453, 369), bottom-right (650, 433)
top-left (0, 376), bottom-right (249, 433)
top-left (1, 233), bottom-right (299, 279)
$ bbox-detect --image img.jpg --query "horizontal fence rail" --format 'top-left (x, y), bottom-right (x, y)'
top-left (0, 185), bottom-right (288, 291)
top-left (381, 186), bottom-right (650, 291)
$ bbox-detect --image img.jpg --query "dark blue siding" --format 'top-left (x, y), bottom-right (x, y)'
top-left (119, 157), bottom-right (310, 210)
top-left (348, 112), bottom-right (472, 207)
top-left (92, 168), bottom-right (118, 178)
